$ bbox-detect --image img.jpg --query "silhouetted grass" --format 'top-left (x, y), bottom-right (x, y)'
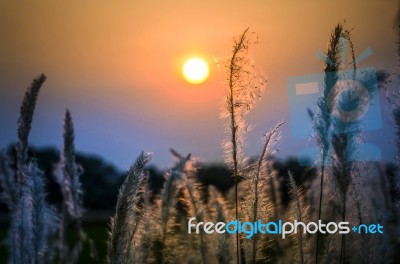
top-left (1, 24), bottom-right (400, 264)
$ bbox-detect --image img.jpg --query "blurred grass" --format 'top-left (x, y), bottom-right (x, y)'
top-left (0, 223), bottom-right (110, 263)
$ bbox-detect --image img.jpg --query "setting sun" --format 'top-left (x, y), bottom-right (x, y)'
top-left (182, 57), bottom-right (209, 84)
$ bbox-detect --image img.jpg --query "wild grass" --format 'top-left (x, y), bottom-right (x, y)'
top-left (217, 27), bottom-right (265, 263)
top-left (287, 171), bottom-right (310, 264)
top-left (53, 110), bottom-right (93, 263)
top-left (108, 151), bottom-right (152, 264)
top-left (0, 74), bottom-right (58, 264)
top-left (16, 74), bottom-right (46, 174)
top-left (313, 23), bottom-right (355, 264)
top-left (1, 24), bottom-right (400, 264)
top-left (0, 75), bottom-right (94, 264)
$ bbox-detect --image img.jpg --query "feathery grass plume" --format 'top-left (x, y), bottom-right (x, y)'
top-left (125, 172), bottom-right (149, 263)
top-left (53, 110), bottom-right (95, 263)
top-left (219, 27), bottom-right (266, 263)
top-left (180, 178), bottom-right (207, 262)
top-left (248, 121), bottom-right (284, 263)
top-left (314, 25), bottom-right (342, 260)
top-left (154, 150), bottom-right (191, 263)
top-left (108, 151), bottom-right (152, 264)
top-left (134, 175), bottom-right (153, 263)
top-left (207, 187), bottom-right (233, 264)
top-left (265, 167), bottom-right (283, 261)
top-left (313, 23), bottom-right (355, 263)
top-left (0, 150), bottom-right (18, 208)
top-left (287, 171), bottom-right (310, 264)
top-left (173, 149), bottom-right (209, 264)
top-left (9, 161), bottom-right (58, 264)
top-left (329, 29), bottom-right (357, 264)
top-left (56, 110), bottom-right (84, 219)
top-left (1, 74), bottom-right (58, 264)
top-left (16, 74), bottom-right (46, 177)
top-left (215, 202), bottom-right (232, 263)
top-left (244, 150), bottom-right (283, 263)
top-left (157, 172), bottom-right (177, 263)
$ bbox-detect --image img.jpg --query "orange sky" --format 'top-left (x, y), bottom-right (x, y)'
top-left (0, 0), bottom-right (398, 168)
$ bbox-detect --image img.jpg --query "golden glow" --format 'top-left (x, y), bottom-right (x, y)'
top-left (182, 57), bottom-right (209, 84)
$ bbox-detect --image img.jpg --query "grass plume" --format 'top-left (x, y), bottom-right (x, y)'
top-left (250, 121), bottom-right (284, 263)
top-left (220, 27), bottom-right (266, 263)
top-left (108, 151), bottom-right (152, 264)
top-left (53, 110), bottom-right (95, 263)
top-left (314, 23), bottom-right (355, 263)
top-left (288, 171), bottom-right (310, 264)
top-left (16, 74), bottom-right (46, 174)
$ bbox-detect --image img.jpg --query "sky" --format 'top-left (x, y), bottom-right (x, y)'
top-left (0, 0), bottom-right (399, 170)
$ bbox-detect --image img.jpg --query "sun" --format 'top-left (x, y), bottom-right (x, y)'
top-left (182, 57), bottom-right (209, 84)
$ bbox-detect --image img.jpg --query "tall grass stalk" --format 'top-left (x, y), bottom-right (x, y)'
top-left (108, 151), bottom-right (152, 264)
top-left (181, 168), bottom-right (207, 264)
top-left (220, 27), bottom-right (265, 263)
top-left (159, 151), bottom-right (191, 263)
top-left (0, 74), bottom-right (60, 263)
top-left (53, 110), bottom-right (91, 263)
top-left (314, 24), bottom-right (341, 263)
top-left (211, 189), bottom-right (233, 264)
top-left (330, 31), bottom-right (356, 264)
top-left (288, 171), bottom-right (309, 264)
top-left (251, 121), bottom-right (284, 263)
top-left (314, 23), bottom-right (356, 264)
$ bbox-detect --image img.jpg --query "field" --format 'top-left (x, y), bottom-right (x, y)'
top-left (0, 17), bottom-right (400, 264)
